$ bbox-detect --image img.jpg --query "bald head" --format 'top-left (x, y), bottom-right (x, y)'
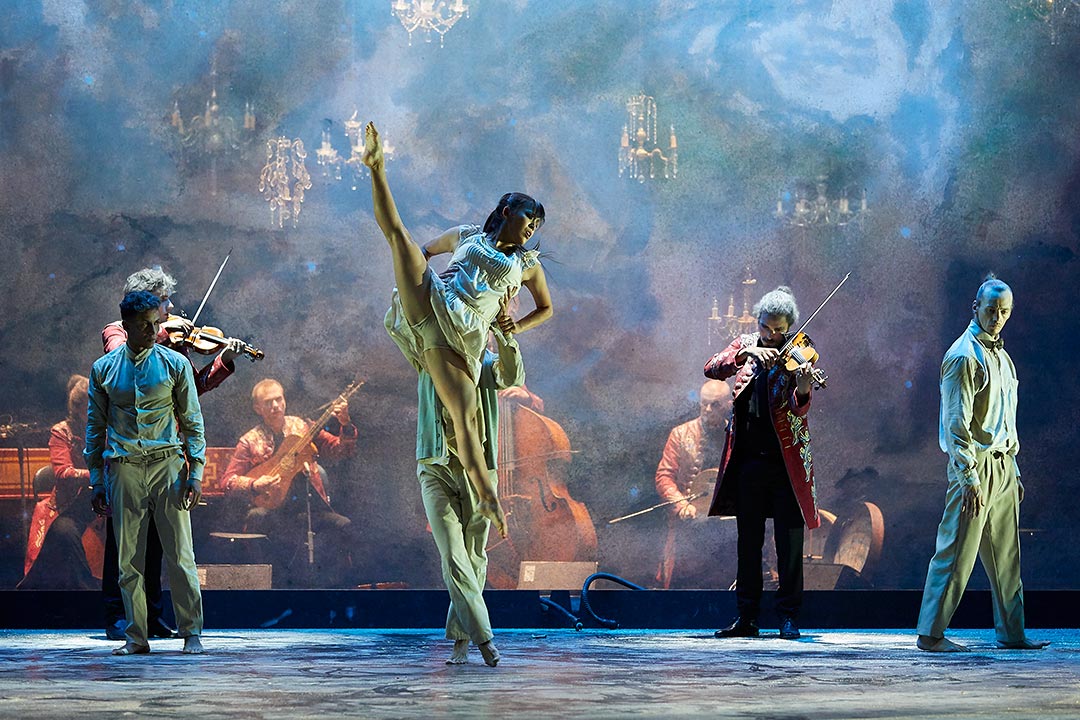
top-left (972, 274), bottom-right (1013, 338)
top-left (700, 379), bottom-right (732, 429)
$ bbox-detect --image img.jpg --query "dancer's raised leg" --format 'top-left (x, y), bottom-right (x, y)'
top-left (424, 347), bottom-right (508, 537)
top-left (363, 121), bottom-right (430, 326)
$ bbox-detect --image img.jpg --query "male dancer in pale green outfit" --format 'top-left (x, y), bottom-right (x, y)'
top-left (415, 315), bottom-right (523, 667)
top-left (916, 274), bottom-right (1048, 652)
top-left (87, 290), bottom-right (205, 655)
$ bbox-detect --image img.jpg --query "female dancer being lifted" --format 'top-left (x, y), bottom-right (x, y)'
top-left (362, 122), bottom-right (552, 538)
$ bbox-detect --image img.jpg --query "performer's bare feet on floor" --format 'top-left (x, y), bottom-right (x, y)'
top-left (446, 639), bottom-right (469, 665)
top-left (998, 638), bottom-right (1050, 650)
top-left (478, 640), bottom-right (500, 667)
top-left (112, 641), bottom-right (150, 656)
top-left (182, 636), bottom-right (205, 654)
top-left (917, 634), bottom-right (969, 652)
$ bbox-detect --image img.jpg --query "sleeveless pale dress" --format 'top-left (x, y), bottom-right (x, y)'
top-left (385, 225), bottom-right (540, 382)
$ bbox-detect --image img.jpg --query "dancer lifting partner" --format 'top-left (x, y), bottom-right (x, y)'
top-left (361, 121), bottom-right (552, 540)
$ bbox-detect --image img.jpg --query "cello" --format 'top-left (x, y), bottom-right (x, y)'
top-left (485, 394), bottom-right (598, 589)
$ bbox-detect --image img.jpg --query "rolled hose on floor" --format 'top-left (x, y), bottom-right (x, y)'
top-left (579, 572), bottom-right (646, 630)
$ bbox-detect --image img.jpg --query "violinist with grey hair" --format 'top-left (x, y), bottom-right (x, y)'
top-left (705, 285), bottom-right (819, 641)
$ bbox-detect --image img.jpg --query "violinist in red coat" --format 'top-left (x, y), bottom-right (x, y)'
top-left (704, 285), bottom-right (820, 641)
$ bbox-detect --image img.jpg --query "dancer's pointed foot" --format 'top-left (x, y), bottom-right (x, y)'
top-left (478, 640), bottom-right (500, 667)
top-left (446, 639), bottom-right (469, 665)
top-left (917, 634), bottom-right (969, 652)
top-left (182, 636), bottom-right (205, 654)
top-left (362, 122), bottom-right (384, 170)
top-left (998, 638), bottom-right (1050, 650)
top-left (112, 641), bottom-right (150, 656)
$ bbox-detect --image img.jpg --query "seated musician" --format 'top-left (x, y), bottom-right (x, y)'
top-left (220, 378), bottom-right (359, 587)
top-left (19, 375), bottom-right (101, 589)
top-left (653, 379), bottom-right (734, 589)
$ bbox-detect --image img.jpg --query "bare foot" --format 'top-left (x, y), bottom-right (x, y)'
top-left (361, 122), bottom-right (383, 170)
top-left (182, 636), bottom-right (205, 654)
top-left (998, 638), bottom-right (1050, 650)
top-left (478, 640), bottom-right (500, 667)
top-left (917, 634), bottom-right (969, 652)
top-left (477, 499), bottom-right (508, 539)
top-left (112, 641), bottom-right (150, 656)
top-left (446, 639), bottom-right (469, 665)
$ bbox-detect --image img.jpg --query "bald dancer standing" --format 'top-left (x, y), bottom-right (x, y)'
top-left (917, 274), bottom-right (1048, 653)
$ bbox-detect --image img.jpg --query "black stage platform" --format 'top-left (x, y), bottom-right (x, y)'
top-left (3, 589), bottom-right (1077, 630)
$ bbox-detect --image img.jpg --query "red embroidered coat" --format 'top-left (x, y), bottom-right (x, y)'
top-left (704, 334), bottom-right (820, 530)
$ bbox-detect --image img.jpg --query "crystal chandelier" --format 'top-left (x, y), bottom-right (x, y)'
top-left (618, 94), bottom-right (678, 182)
top-left (1010, 0), bottom-right (1080, 44)
top-left (259, 137), bottom-right (312, 228)
top-left (391, 0), bottom-right (470, 47)
top-left (168, 61), bottom-right (256, 195)
top-left (315, 111), bottom-right (395, 190)
top-left (775, 177), bottom-right (867, 228)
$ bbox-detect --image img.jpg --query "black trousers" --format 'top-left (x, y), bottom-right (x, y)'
top-left (733, 454), bottom-right (805, 621)
top-left (102, 515), bottom-right (164, 627)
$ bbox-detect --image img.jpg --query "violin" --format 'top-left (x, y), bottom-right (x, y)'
top-left (767, 272), bottom-right (851, 390)
top-left (163, 315), bottom-right (265, 362)
top-left (779, 331), bottom-right (827, 389)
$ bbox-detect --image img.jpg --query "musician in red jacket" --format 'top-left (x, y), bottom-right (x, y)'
top-left (653, 379), bottom-right (733, 589)
top-left (705, 286), bottom-right (820, 641)
top-left (220, 378), bottom-right (359, 587)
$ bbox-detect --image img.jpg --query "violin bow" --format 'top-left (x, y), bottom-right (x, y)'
top-left (782, 272), bottom-right (850, 351)
top-left (189, 249), bottom-right (233, 327)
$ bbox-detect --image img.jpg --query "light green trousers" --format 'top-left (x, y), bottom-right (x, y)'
top-left (109, 455), bottom-right (203, 645)
top-left (917, 452), bottom-right (1025, 643)
top-left (418, 460), bottom-right (493, 644)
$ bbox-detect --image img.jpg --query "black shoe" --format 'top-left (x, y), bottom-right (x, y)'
top-left (148, 619), bottom-right (177, 639)
top-left (714, 618), bottom-right (759, 638)
top-left (105, 620), bottom-right (127, 641)
top-left (779, 617), bottom-right (801, 640)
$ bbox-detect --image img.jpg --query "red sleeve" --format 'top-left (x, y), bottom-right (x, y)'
top-left (704, 337), bottom-right (746, 381)
top-left (192, 353), bottom-right (235, 396)
top-left (220, 437), bottom-right (258, 495)
top-left (101, 322), bottom-right (126, 353)
top-left (314, 424), bottom-right (358, 464)
top-left (654, 428), bottom-right (685, 506)
top-left (49, 425), bottom-right (89, 482)
top-left (787, 385), bottom-right (812, 417)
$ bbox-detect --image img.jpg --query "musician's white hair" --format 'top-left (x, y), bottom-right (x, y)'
top-left (753, 286), bottom-right (799, 327)
top-left (123, 267), bottom-right (176, 297)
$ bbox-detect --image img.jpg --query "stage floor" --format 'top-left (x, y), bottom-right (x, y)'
top-left (1, 628), bottom-right (1077, 718)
